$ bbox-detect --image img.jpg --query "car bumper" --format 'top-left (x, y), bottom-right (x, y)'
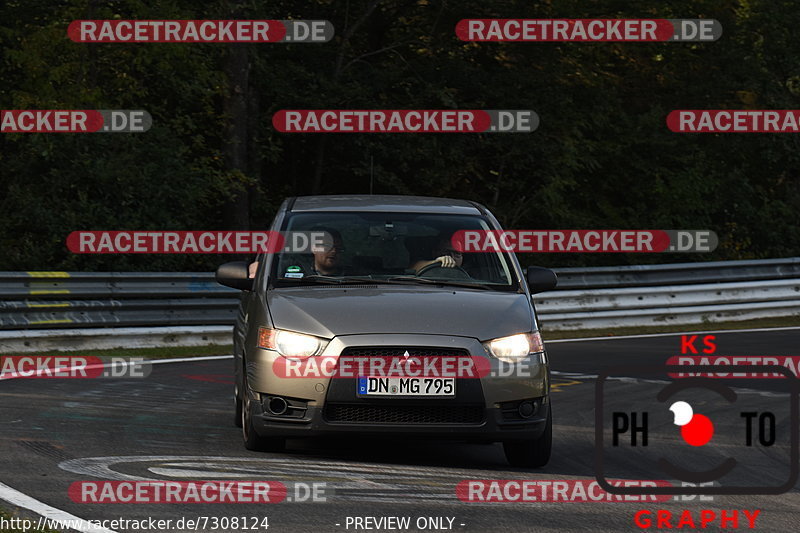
top-left (245, 333), bottom-right (549, 442)
top-left (250, 401), bottom-right (550, 441)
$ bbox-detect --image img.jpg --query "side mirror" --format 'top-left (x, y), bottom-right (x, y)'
top-left (526, 267), bottom-right (558, 294)
top-left (216, 261), bottom-right (253, 291)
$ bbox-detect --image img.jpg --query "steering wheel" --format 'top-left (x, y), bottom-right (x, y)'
top-left (416, 262), bottom-right (472, 279)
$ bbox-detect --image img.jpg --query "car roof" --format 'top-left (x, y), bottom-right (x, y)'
top-left (289, 195), bottom-right (484, 214)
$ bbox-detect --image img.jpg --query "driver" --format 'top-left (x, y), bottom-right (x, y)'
top-left (307, 228), bottom-right (345, 275)
top-left (410, 236), bottom-right (463, 274)
top-left (249, 228), bottom-right (345, 278)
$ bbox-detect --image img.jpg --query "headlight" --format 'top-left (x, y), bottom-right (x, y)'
top-left (258, 327), bottom-right (328, 359)
top-left (483, 332), bottom-right (544, 363)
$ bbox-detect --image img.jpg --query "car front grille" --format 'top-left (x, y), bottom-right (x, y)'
top-left (339, 347), bottom-right (471, 358)
top-left (324, 404), bottom-right (484, 424)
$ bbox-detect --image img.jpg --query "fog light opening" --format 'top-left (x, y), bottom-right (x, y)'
top-left (267, 396), bottom-right (288, 415)
top-left (518, 400), bottom-right (538, 419)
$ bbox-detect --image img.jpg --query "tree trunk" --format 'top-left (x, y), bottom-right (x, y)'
top-left (222, 42), bottom-right (250, 229)
top-left (311, 0), bottom-right (383, 193)
top-left (247, 83), bottom-right (261, 224)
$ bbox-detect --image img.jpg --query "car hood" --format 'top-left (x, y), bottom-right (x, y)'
top-left (266, 286), bottom-right (534, 340)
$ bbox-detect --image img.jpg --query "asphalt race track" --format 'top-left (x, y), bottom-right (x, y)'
top-left (1, 327), bottom-right (799, 533)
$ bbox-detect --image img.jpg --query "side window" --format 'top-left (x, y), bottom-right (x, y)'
top-left (251, 252), bottom-right (265, 284)
top-left (258, 213), bottom-right (286, 287)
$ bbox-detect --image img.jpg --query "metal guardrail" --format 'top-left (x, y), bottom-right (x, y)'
top-left (0, 271), bottom-right (233, 298)
top-left (551, 257), bottom-right (800, 288)
top-left (0, 272), bottom-right (239, 329)
top-left (0, 326), bottom-right (233, 353)
top-left (1, 258), bottom-right (799, 332)
top-left (534, 278), bottom-right (800, 330)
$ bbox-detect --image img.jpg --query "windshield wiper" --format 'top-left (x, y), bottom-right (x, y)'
top-left (385, 276), bottom-right (493, 290)
top-left (277, 275), bottom-right (354, 285)
top-left (279, 275), bottom-right (495, 290)
top-left (321, 275), bottom-right (492, 289)
top-left (280, 275), bottom-right (410, 286)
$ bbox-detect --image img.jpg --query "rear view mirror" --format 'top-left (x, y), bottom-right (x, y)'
top-left (216, 261), bottom-right (253, 291)
top-left (526, 267), bottom-right (558, 294)
top-left (369, 222), bottom-right (408, 240)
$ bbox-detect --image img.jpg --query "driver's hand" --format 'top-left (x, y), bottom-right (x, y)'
top-left (435, 255), bottom-right (456, 268)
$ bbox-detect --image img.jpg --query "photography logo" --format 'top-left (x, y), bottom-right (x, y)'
top-left (595, 365), bottom-right (799, 495)
top-left (668, 401), bottom-right (714, 446)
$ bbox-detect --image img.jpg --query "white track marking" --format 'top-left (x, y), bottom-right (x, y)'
top-left (0, 354), bottom-right (233, 381)
top-left (143, 355), bottom-right (233, 364)
top-left (0, 481), bottom-right (116, 533)
top-left (551, 371), bottom-right (790, 397)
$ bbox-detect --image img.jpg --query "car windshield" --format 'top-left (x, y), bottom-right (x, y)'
top-left (269, 212), bottom-right (519, 291)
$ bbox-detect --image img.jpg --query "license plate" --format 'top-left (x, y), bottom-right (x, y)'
top-left (357, 376), bottom-right (455, 396)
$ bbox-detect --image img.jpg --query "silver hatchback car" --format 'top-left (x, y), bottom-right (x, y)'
top-left (216, 195), bottom-right (557, 467)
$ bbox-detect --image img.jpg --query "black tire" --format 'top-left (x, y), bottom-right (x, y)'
top-left (503, 407), bottom-right (552, 468)
top-left (234, 358), bottom-right (245, 427)
top-left (241, 374), bottom-right (286, 452)
top-left (234, 385), bottom-right (243, 428)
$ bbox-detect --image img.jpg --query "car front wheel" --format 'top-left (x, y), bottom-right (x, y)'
top-left (503, 406), bottom-right (552, 468)
top-left (241, 374), bottom-right (286, 453)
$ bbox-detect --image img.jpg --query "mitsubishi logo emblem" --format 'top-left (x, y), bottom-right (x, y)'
top-left (403, 350), bottom-right (410, 359)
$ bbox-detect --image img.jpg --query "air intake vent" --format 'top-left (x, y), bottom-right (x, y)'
top-left (340, 347), bottom-right (470, 358)
top-left (324, 404), bottom-right (484, 424)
